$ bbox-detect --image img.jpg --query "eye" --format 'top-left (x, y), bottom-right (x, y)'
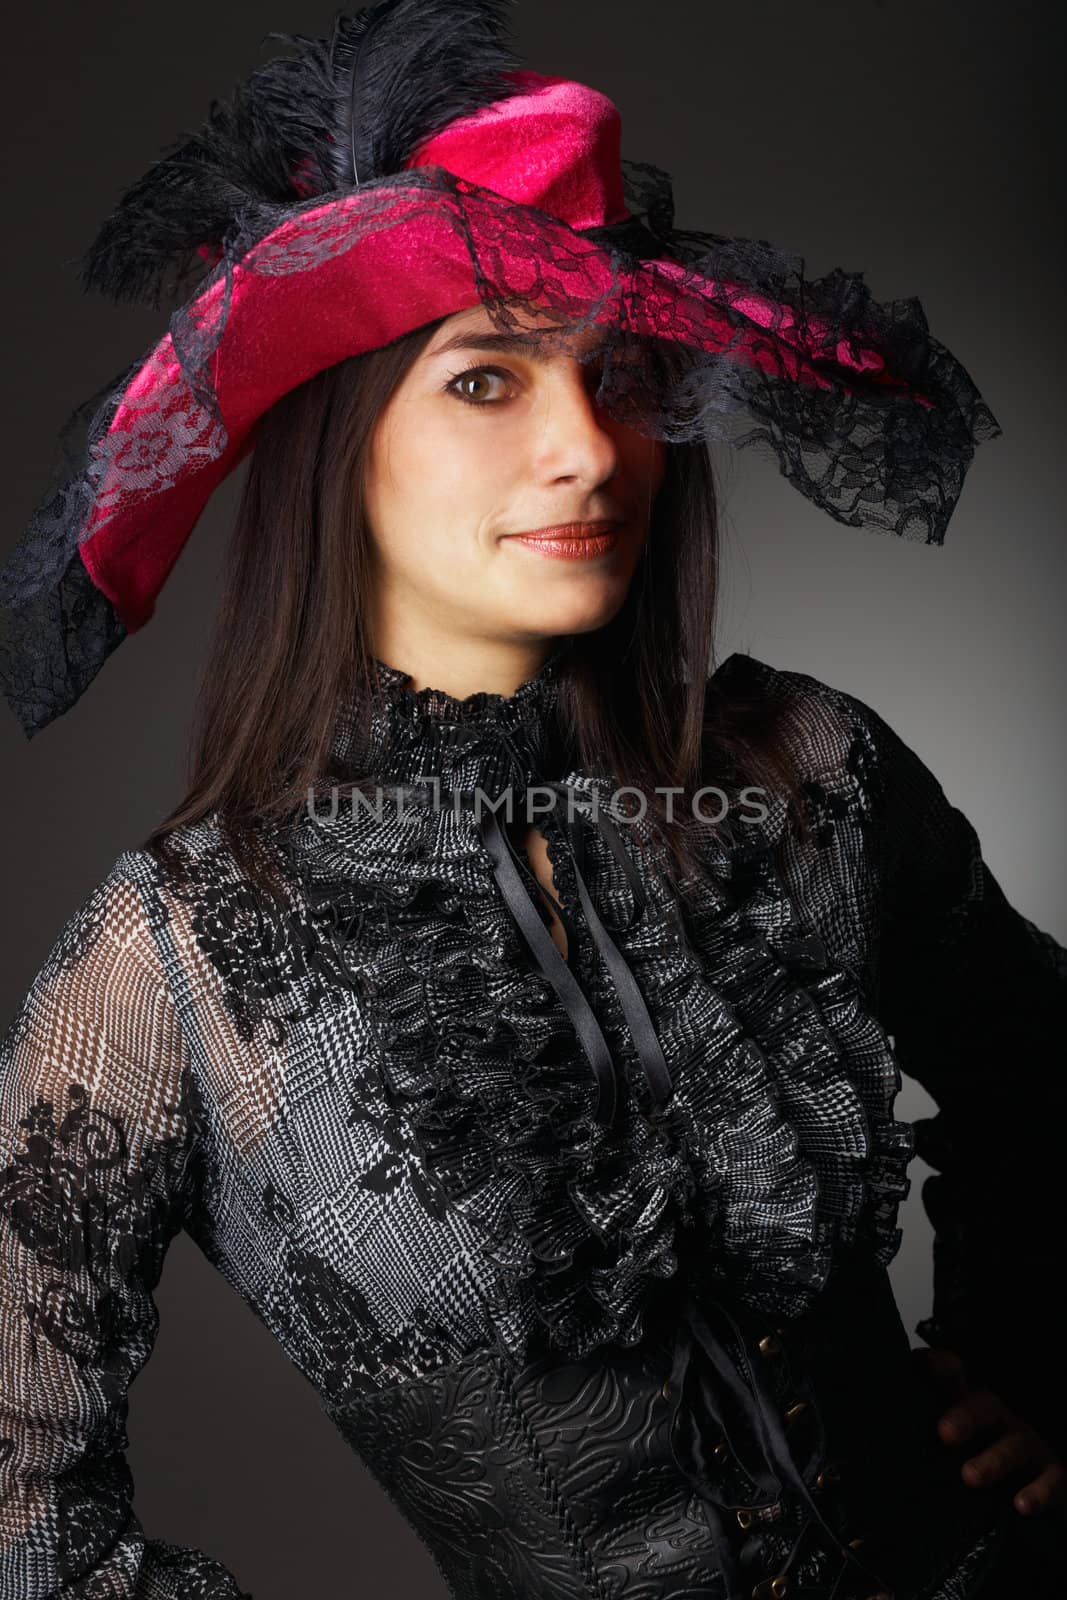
top-left (442, 364), bottom-right (516, 407)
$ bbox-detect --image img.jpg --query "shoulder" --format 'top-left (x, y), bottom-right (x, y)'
top-left (710, 650), bottom-right (894, 791)
top-left (0, 847), bottom-right (202, 1160)
top-left (111, 811), bottom-right (290, 931)
top-left (20, 850), bottom-right (172, 1007)
top-left (5, 811), bottom-right (253, 1062)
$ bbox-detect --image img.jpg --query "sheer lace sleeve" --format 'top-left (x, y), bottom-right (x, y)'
top-left (0, 863), bottom-right (250, 1598)
top-left (852, 695), bottom-right (1067, 1460)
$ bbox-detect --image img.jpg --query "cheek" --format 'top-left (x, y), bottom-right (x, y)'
top-left (374, 407), bottom-right (499, 516)
top-left (649, 435), bottom-right (668, 475)
top-left (365, 411), bottom-right (505, 581)
top-left (622, 432), bottom-right (667, 495)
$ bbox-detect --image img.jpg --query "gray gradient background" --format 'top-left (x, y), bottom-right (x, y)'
top-left (1, 1), bottom-right (1062, 1592)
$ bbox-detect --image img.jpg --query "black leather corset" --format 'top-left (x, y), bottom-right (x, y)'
top-left (325, 1252), bottom-right (1023, 1600)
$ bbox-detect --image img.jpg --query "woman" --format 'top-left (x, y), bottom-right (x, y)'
top-left (0, 4), bottom-right (1063, 1597)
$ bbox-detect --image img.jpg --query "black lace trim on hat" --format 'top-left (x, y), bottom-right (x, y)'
top-left (0, 150), bottom-right (1001, 736)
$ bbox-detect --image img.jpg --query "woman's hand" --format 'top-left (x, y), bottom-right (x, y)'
top-left (912, 1346), bottom-right (1067, 1521)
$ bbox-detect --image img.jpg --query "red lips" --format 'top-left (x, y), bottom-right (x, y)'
top-left (503, 521), bottom-right (625, 560)
top-left (505, 519), bottom-right (621, 540)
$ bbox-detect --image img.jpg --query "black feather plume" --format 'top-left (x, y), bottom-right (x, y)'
top-left (76, 0), bottom-right (526, 310)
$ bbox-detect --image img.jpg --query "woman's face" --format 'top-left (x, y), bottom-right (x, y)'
top-left (363, 303), bottom-right (667, 659)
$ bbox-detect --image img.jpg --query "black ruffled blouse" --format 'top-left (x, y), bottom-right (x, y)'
top-left (1, 649), bottom-right (1064, 1599)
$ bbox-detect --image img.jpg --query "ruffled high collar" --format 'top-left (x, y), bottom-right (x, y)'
top-left (329, 642), bottom-right (573, 798)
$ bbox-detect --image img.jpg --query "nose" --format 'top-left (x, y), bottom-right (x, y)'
top-left (531, 358), bottom-right (621, 484)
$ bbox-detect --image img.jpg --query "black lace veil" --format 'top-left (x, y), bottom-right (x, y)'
top-left (0, 2), bottom-right (1001, 738)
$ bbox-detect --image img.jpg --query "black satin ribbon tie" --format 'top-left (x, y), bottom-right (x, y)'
top-left (453, 748), bottom-right (892, 1598)
top-left (476, 775), bottom-right (672, 1127)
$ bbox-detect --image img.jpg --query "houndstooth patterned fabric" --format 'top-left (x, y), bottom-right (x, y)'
top-left (1, 650), bottom-right (1063, 1597)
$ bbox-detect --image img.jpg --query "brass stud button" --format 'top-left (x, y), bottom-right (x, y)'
top-left (751, 1578), bottom-right (789, 1599)
top-left (758, 1333), bottom-right (782, 1357)
top-left (659, 1379), bottom-right (672, 1400)
top-left (783, 1399), bottom-right (808, 1423)
top-left (848, 1536), bottom-right (865, 1551)
top-left (737, 1508), bottom-right (755, 1529)
top-left (815, 1461), bottom-right (841, 1490)
top-left (712, 1440), bottom-right (730, 1462)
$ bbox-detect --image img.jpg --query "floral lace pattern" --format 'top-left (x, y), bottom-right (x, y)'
top-left (271, 651), bottom-right (917, 1368)
top-left (1, 650), bottom-right (1064, 1596)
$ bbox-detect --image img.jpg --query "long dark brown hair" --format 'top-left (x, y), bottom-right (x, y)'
top-left (144, 316), bottom-right (808, 894)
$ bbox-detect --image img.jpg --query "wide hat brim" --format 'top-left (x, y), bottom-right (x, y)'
top-left (0, 46), bottom-right (1000, 740)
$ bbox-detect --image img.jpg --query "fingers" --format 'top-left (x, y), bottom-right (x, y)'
top-left (961, 1425), bottom-right (1044, 1489)
top-left (938, 1389), bottom-right (1007, 1443)
top-left (934, 1386), bottom-right (1067, 1520)
top-left (913, 1354), bottom-right (1067, 1522)
top-left (1014, 1461), bottom-right (1067, 1519)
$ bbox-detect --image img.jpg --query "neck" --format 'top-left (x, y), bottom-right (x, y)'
top-left (329, 641), bottom-right (574, 799)
top-left (366, 631), bottom-right (566, 704)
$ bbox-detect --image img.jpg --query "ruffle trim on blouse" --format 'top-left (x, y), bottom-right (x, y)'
top-left (675, 831), bottom-right (916, 1272)
top-left (277, 755), bottom-right (916, 1365)
top-left (542, 779), bottom-right (915, 1324)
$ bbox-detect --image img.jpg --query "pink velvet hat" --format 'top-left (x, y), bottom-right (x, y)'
top-left (0, 0), bottom-right (1000, 737)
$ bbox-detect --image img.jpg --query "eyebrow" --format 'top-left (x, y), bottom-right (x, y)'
top-left (427, 328), bottom-right (613, 363)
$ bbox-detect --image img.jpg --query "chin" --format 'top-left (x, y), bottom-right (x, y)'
top-left (524, 599), bottom-right (628, 637)
top-left (506, 571), bottom-right (632, 624)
